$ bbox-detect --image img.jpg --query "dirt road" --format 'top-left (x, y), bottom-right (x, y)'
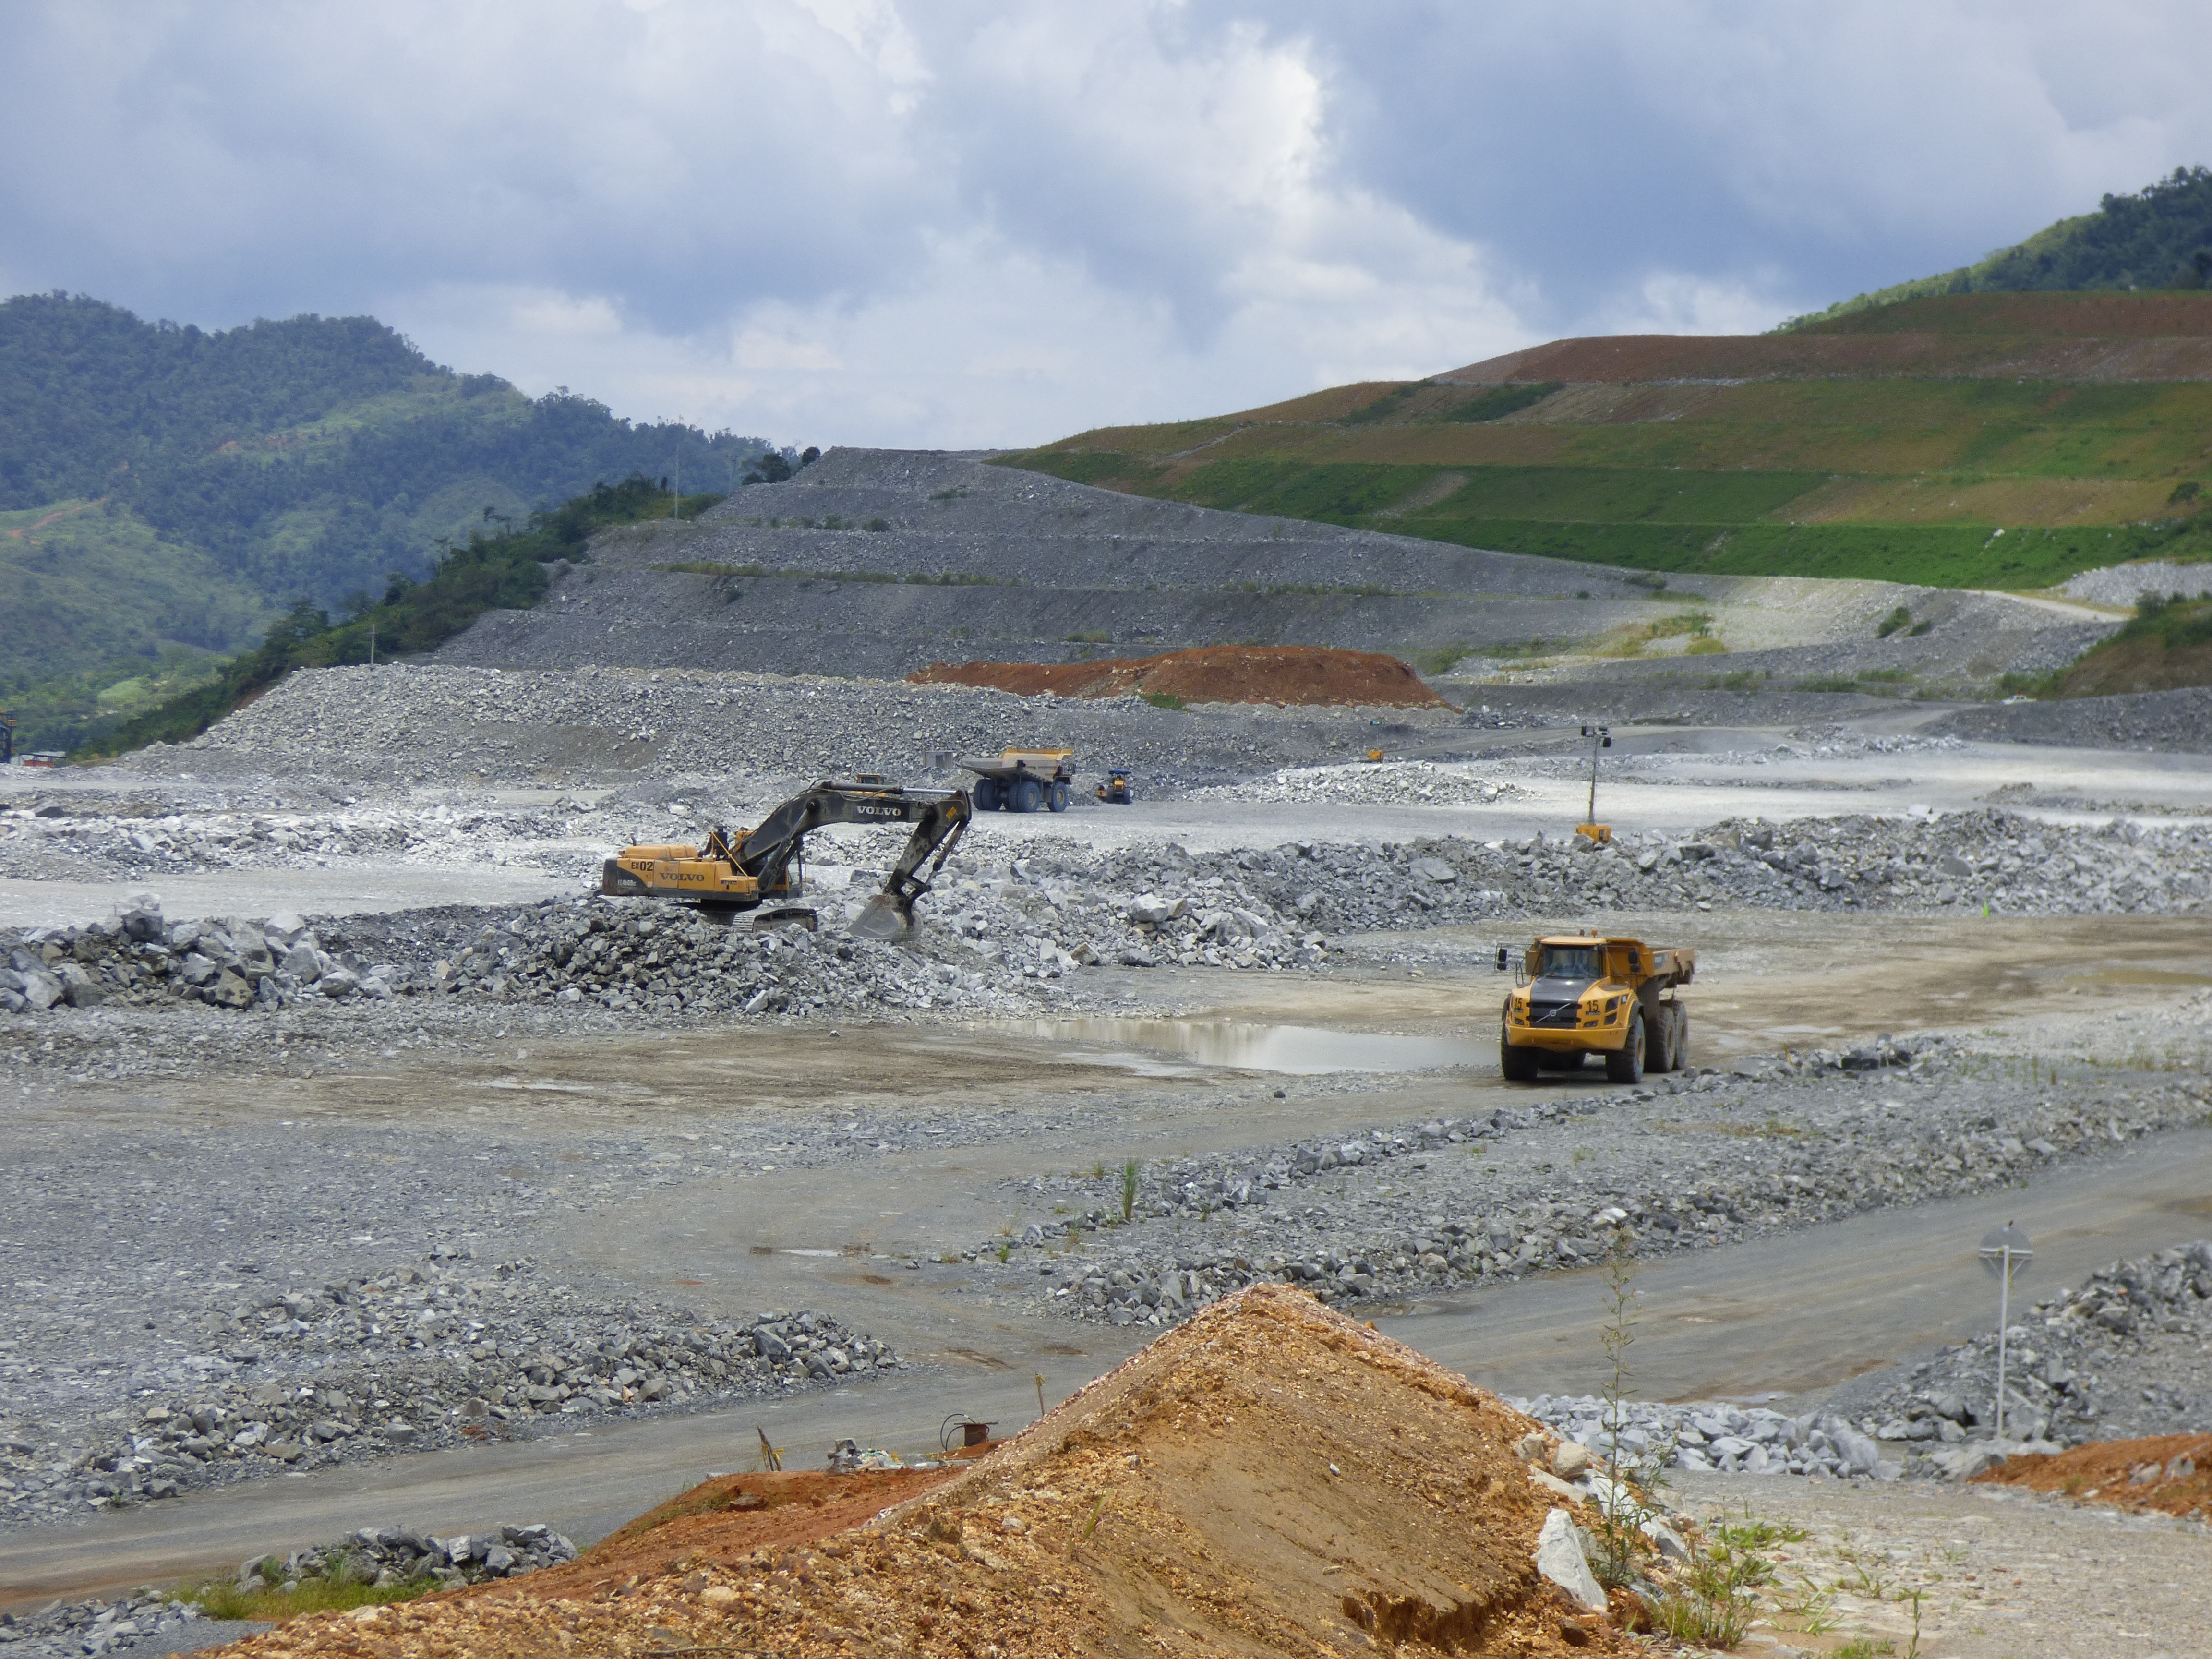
top-left (7, 1126), bottom-right (2210, 1611)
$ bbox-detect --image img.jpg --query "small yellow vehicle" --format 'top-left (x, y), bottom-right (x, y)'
top-left (1499, 934), bottom-right (1693, 1085)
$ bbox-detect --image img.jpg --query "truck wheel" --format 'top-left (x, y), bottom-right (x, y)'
top-left (1500, 1033), bottom-right (1541, 1081)
top-left (1645, 1006), bottom-right (1672, 1073)
top-left (1047, 781), bottom-right (1070, 812)
top-left (1671, 1007), bottom-right (1689, 1069)
top-left (1606, 1012), bottom-right (1646, 1084)
top-left (1012, 778), bottom-right (1045, 813)
top-left (972, 778), bottom-right (1002, 812)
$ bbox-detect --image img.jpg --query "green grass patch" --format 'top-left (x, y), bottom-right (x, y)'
top-left (1436, 382), bottom-right (1565, 422)
top-left (1340, 382), bottom-right (1431, 425)
top-left (1140, 691), bottom-right (1187, 711)
top-left (185, 1557), bottom-right (439, 1622)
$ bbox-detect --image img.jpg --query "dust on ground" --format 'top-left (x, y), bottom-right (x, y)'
top-left (910, 645), bottom-right (1447, 709)
top-left (1975, 1431), bottom-right (2212, 1520)
top-left (222, 1286), bottom-right (1629, 1659)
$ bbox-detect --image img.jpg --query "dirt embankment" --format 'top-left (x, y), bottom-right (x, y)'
top-left (910, 644), bottom-right (1448, 708)
top-left (226, 1286), bottom-right (1627, 1659)
top-left (1974, 1432), bottom-right (2212, 1519)
top-left (1442, 328), bottom-right (2212, 385)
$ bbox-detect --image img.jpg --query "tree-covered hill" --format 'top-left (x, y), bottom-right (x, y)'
top-left (0, 293), bottom-right (781, 717)
top-left (1783, 167), bottom-right (2212, 330)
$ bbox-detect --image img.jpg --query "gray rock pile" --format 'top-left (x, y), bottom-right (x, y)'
top-left (115, 662), bottom-right (1456, 793)
top-left (1509, 1395), bottom-right (1899, 1480)
top-left (1187, 761), bottom-right (1520, 807)
top-left (0, 1590), bottom-right (208, 1659)
top-left (0, 1251), bottom-right (896, 1528)
top-left (0, 799), bottom-right (583, 886)
top-left (238, 1521), bottom-right (578, 1592)
top-left (0, 1524), bottom-right (576, 1659)
top-left (1849, 1238), bottom-right (2212, 1459)
top-left (2057, 559), bottom-right (2212, 606)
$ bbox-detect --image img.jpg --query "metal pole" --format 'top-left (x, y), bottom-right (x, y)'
top-left (368, 625), bottom-right (376, 667)
top-left (1587, 731), bottom-right (1599, 823)
top-left (1995, 1246), bottom-right (2011, 1438)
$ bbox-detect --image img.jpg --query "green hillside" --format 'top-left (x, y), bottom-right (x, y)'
top-left (1783, 167), bottom-right (2212, 330)
top-left (75, 474), bottom-right (721, 760)
top-left (0, 293), bottom-right (781, 728)
top-left (1000, 288), bottom-right (2212, 596)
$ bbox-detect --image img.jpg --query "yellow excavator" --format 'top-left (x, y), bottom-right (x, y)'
top-left (601, 780), bottom-right (971, 939)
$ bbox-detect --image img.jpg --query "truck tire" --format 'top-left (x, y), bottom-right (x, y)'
top-left (972, 778), bottom-right (1002, 812)
top-left (1606, 1011), bottom-right (1646, 1084)
top-left (1012, 778), bottom-right (1045, 813)
top-left (1500, 1032), bottom-right (1541, 1081)
top-left (1048, 781), bottom-right (1070, 812)
top-left (1671, 1006), bottom-right (1689, 1069)
top-left (1645, 1005), bottom-right (1672, 1073)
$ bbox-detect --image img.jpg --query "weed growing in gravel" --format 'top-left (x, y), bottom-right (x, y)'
top-left (1140, 691), bottom-right (1188, 711)
top-left (1833, 1637), bottom-right (1895, 1659)
top-left (1779, 1577), bottom-right (1841, 1634)
top-left (1644, 1541), bottom-right (1767, 1647)
top-left (189, 1558), bottom-right (433, 1621)
top-left (1119, 1160), bottom-right (1142, 1223)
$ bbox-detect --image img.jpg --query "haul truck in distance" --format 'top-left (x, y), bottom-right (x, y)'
top-left (1499, 934), bottom-right (1693, 1085)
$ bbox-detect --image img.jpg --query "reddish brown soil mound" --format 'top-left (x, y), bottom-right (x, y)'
top-left (1973, 1432), bottom-right (2212, 1518)
top-left (233, 1286), bottom-right (1628, 1659)
top-left (910, 644), bottom-right (1446, 708)
top-left (1805, 291), bottom-right (2212, 337)
top-left (1442, 330), bottom-right (2212, 385)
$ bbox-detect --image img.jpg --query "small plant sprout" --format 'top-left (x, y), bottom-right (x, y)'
top-left (1119, 1159), bottom-right (1141, 1224)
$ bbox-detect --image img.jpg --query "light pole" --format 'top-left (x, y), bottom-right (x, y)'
top-left (1978, 1223), bottom-right (2033, 1438)
top-left (1577, 724), bottom-right (1611, 843)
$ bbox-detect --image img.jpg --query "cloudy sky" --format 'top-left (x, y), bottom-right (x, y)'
top-left (3, 1), bottom-right (2207, 448)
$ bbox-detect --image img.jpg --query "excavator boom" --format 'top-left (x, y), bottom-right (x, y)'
top-left (601, 781), bottom-right (971, 938)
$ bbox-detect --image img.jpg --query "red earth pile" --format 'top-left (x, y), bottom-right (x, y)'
top-left (220, 1285), bottom-right (1630, 1658)
top-left (1974, 1432), bottom-right (2212, 1519)
top-left (909, 644), bottom-right (1446, 709)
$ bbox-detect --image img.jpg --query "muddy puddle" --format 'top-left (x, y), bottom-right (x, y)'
top-left (1010, 1017), bottom-right (1492, 1075)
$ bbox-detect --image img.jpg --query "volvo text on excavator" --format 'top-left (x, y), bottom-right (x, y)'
top-left (600, 780), bottom-right (971, 940)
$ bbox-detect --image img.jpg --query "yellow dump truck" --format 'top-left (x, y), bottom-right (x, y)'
top-left (1499, 934), bottom-right (1693, 1084)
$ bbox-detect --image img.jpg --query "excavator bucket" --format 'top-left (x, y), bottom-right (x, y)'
top-left (850, 892), bottom-right (914, 941)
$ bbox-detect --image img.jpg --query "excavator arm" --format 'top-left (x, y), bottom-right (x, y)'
top-left (601, 781), bottom-right (971, 938)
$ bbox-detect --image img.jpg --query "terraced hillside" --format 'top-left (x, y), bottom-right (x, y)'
top-left (430, 446), bottom-right (2101, 698)
top-left (1000, 292), bottom-right (2212, 592)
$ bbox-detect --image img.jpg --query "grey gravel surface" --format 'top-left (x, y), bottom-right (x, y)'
top-left (6, 800), bottom-right (2206, 1023)
top-left (935, 1024), bottom-right (2212, 1334)
top-left (1931, 685), bottom-right (2212, 754)
top-left (2059, 557), bottom-right (2212, 605)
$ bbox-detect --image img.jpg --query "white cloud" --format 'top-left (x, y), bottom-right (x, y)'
top-left (5, 0), bottom-right (2212, 444)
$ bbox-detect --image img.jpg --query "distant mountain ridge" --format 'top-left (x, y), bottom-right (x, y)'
top-left (1783, 166), bottom-right (2212, 330)
top-left (0, 292), bottom-right (778, 726)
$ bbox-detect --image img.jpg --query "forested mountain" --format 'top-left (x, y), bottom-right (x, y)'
top-left (0, 293), bottom-right (777, 722)
top-left (1784, 166), bottom-right (2212, 329)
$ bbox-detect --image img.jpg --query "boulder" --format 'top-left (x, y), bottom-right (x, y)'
top-left (1533, 1508), bottom-right (1606, 1611)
